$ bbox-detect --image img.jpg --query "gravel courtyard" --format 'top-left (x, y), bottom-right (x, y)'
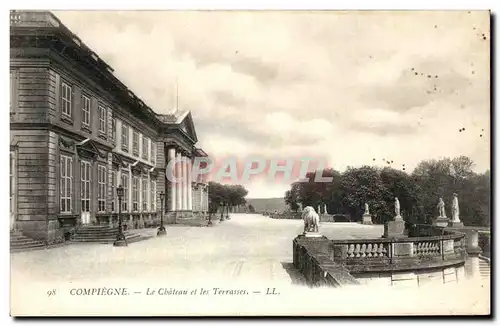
top-left (10, 214), bottom-right (488, 316)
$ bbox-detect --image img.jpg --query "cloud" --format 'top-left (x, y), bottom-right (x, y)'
top-left (53, 10), bottom-right (491, 198)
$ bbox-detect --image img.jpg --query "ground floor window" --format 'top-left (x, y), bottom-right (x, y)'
top-left (111, 170), bottom-right (116, 212)
top-left (10, 151), bottom-right (16, 215)
top-left (98, 165), bottom-right (106, 212)
top-left (151, 180), bottom-right (156, 211)
top-left (132, 176), bottom-right (139, 212)
top-left (121, 172), bottom-right (129, 212)
top-left (60, 155), bottom-right (73, 213)
top-left (142, 178), bottom-right (148, 211)
top-left (80, 160), bottom-right (91, 212)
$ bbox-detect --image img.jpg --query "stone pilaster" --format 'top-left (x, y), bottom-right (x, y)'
top-left (182, 155), bottom-right (188, 210)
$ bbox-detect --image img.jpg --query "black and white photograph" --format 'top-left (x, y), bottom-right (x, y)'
top-left (8, 8), bottom-right (491, 316)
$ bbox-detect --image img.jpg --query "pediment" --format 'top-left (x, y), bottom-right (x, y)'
top-left (178, 111), bottom-right (198, 143)
top-left (76, 138), bottom-right (107, 159)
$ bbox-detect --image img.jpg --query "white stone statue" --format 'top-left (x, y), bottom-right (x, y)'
top-left (317, 205), bottom-right (321, 214)
top-left (323, 204), bottom-right (328, 215)
top-left (302, 206), bottom-right (320, 233)
top-left (394, 197), bottom-right (401, 217)
top-left (364, 203), bottom-right (370, 216)
top-left (437, 197), bottom-right (446, 218)
top-left (451, 193), bottom-right (460, 222)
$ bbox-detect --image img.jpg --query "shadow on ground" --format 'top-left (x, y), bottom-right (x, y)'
top-left (281, 262), bottom-right (307, 286)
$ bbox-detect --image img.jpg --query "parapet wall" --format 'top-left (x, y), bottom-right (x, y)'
top-left (293, 225), bottom-right (479, 288)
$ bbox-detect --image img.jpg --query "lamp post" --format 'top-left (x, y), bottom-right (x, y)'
top-left (113, 185), bottom-right (127, 247)
top-left (157, 191), bottom-right (166, 236)
top-left (220, 201), bottom-right (224, 222)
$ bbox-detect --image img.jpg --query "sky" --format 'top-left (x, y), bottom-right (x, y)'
top-left (53, 10), bottom-right (491, 198)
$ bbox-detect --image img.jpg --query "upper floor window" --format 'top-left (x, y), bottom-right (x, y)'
top-left (81, 94), bottom-right (91, 127)
top-left (132, 130), bottom-right (139, 156)
top-left (142, 136), bottom-right (149, 160)
top-left (61, 81), bottom-right (72, 118)
top-left (98, 105), bottom-right (107, 134)
top-left (121, 123), bottom-right (129, 151)
top-left (151, 142), bottom-right (156, 165)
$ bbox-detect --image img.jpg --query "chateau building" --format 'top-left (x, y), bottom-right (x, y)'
top-left (10, 10), bottom-right (209, 243)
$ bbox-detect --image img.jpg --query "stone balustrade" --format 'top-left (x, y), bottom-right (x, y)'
top-left (331, 231), bottom-right (467, 273)
top-left (293, 225), bottom-right (479, 287)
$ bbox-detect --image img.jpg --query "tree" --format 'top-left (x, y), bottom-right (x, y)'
top-left (285, 182), bottom-right (301, 212)
top-left (248, 204), bottom-right (255, 213)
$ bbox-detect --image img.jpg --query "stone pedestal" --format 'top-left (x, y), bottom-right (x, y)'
top-left (448, 220), bottom-right (464, 228)
top-left (433, 217), bottom-right (450, 227)
top-left (383, 219), bottom-right (405, 238)
top-left (303, 231), bottom-right (322, 238)
top-left (362, 214), bottom-right (373, 225)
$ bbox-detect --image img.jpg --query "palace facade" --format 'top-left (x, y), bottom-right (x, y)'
top-left (10, 11), bottom-right (209, 243)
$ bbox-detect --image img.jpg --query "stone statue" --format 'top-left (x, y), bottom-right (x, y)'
top-left (323, 204), bottom-right (328, 215)
top-left (451, 193), bottom-right (460, 222)
top-left (394, 197), bottom-right (401, 217)
top-left (317, 205), bottom-right (321, 215)
top-left (437, 197), bottom-right (446, 218)
top-left (364, 203), bottom-right (370, 216)
top-left (302, 206), bottom-right (320, 233)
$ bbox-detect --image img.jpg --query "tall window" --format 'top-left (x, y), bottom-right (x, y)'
top-left (61, 81), bottom-right (72, 118)
top-left (132, 130), bottom-right (139, 156)
top-left (10, 151), bottom-right (16, 215)
top-left (121, 172), bottom-right (129, 212)
top-left (98, 165), bottom-right (106, 212)
top-left (60, 155), bottom-right (73, 213)
top-left (132, 176), bottom-right (139, 211)
top-left (142, 178), bottom-right (148, 211)
top-left (151, 142), bottom-right (156, 164)
top-left (80, 161), bottom-right (91, 212)
top-left (121, 123), bottom-right (129, 151)
top-left (10, 70), bottom-right (18, 112)
top-left (111, 117), bottom-right (116, 142)
top-left (111, 170), bottom-right (116, 212)
top-left (81, 94), bottom-right (91, 127)
top-left (151, 180), bottom-right (156, 211)
top-left (142, 136), bottom-right (149, 160)
top-left (98, 105), bottom-right (106, 134)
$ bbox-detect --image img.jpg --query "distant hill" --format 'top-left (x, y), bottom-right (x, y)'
top-left (246, 197), bottom-right (288, 213)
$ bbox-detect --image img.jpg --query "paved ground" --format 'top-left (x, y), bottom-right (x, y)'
top-left (10, 214), bottom-right (489, 316)
top-left (11, 213), bottom-right (383, 285)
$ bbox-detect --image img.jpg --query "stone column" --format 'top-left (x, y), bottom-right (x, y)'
top-left (175, 152), bottom-right (182, 211)
top-left (200, 185), bottom-right (203, 212)
top-left (182, 154), bottom-right (188, 210)
top-left (168, 147), bottom-right (176, 211)
top-left (187, 158), bottom-right (193, 211)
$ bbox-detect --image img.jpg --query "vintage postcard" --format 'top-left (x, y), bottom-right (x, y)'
top-left (9, 9), bottom-right (490, 316)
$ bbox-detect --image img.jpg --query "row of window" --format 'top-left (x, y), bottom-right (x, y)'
top-left (120, 122), bottom-right (156, 164)
top-left (60, 80), bottom-right (157, 165)
top-left (60, 155), bottom-right (157, 214)
top-left (61, 81), bottom-right (108, 135)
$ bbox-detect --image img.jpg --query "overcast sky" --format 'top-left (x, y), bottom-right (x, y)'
top-left (54, 10), bottom-right (490, 198)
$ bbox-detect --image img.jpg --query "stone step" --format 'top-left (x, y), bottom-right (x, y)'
top-left (71, 234), bottom-right (151, 245)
